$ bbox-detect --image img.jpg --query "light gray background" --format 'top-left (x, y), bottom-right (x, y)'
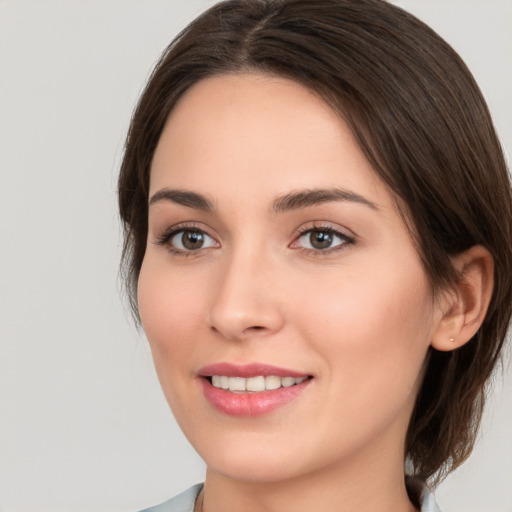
top-left (0, 1), bottom-right (510, 511)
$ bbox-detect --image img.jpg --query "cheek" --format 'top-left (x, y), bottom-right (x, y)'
top-left (291, 258), bottom-right (434, 402)
top-left (137, 256), bottom-right (206, 382)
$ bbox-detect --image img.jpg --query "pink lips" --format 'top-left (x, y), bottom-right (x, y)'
top-left (198, 362), bottom-right (312, 417)
top-left (199, 362), bottom-right (308, 378)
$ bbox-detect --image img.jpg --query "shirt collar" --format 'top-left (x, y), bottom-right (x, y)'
top-left (406, 476), bottom-right (442, 512)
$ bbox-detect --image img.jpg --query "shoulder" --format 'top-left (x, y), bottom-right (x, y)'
top-left (138, 483), bottom-right (203, 512)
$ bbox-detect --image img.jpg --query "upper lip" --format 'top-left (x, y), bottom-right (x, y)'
top-left (198, 362), bottom-right (310, 378)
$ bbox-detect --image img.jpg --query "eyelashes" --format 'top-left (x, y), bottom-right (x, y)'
top-left (155, 222), bottom-right (218, 256)
top-left (292, 224), bottom-right (355, 253)
top-left (155, 221), bottom-right (355, 257)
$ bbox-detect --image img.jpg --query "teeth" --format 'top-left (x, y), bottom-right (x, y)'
top-left (246, 376), bottom-right (265, 392)
top-left (265, 375), bottom-right (281, 390)
top-left (210, 375), bottom-right (307, 392)
top-left (228, 377), bottom-right (246, 391)
top-left (281, 377), bottom-right (296, 387)
top-left (220, 376), bottom-right (229, 389)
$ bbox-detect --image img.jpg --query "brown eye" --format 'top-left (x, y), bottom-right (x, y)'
top-left (169, 229), bottom-right (217, 252)
top-left (295, 227), bottom-right (352, 252)
top-left (182, 230), bottom-right (204, 250)
top-left (309, 230), bottom-right (333, 249)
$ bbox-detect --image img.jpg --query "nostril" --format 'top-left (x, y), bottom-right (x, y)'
top-left (244, 325), bottom-right (267, 334)
top-left (208, 303), bottom-right (285, 340)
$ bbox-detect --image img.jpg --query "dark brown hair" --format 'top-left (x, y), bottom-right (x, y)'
top-left (118, 0), bottom-right (512, 485)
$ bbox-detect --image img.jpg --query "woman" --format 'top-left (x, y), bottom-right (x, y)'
top-left (118, 1), bottom-right (512, 511)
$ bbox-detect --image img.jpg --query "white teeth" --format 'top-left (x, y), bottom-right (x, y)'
top-left (228, 377), bottom-right (246, 392)
top-left (265, 375), bottom-right (282, 390)
top-left (246, 376), bottom-right (266, 392)
top-left (281, 377), bottom-right (296, 387)
top-left (211, 375), bottom-right (308, 392)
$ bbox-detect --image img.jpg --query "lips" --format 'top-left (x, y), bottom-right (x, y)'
top-left (199, 362), bottom-right (309, 378)
top-left (198, 363), bottom-right (312, 416)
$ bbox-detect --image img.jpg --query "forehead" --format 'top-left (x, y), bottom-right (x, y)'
top-left (149, 73), bottom-right (389, 209)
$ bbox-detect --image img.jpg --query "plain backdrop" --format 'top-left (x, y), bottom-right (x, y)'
top-left (0, 1), bottom-right (510, 511)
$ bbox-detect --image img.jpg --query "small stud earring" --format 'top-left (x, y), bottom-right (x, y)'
top-left (449, 337), bottom-right (455, 342)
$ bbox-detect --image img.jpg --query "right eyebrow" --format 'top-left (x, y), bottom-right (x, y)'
top-left (272, 187), bottom-right (380, 213)
top-left (148, 188), bottom-right (215, 212)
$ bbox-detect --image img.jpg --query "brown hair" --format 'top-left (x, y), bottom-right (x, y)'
top-left (118, 0), bottom-right (512, 485)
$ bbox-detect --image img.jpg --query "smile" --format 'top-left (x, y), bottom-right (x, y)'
top-left (210, 375), bottom-right (308, 392)
top-left (198, 362), bottom-right (313, 416)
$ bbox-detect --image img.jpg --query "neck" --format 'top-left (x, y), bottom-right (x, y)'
top-left (200, 444), bottom-right (417, 512)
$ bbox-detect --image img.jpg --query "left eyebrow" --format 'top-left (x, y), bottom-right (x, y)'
top-left (148, 188), bottom-right (215, 211)
top-left (272, 187), bottom-right (380, 213)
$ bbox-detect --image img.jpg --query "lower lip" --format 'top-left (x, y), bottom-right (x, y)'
top-left (200, 378), bottom-right (311, 417)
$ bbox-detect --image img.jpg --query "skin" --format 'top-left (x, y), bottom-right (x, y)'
top-left (138, 73), bottom-right (485, 512)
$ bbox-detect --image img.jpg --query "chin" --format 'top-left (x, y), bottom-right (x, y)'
top-left (205, 451), bottom-right (306, 484)
top-left (184, 426), bottom-right (311, 483)
top-left (194, 425), bottom-right (351, 486)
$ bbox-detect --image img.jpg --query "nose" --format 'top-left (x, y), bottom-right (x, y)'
top-left (207, 246), bottom-right (285, 342)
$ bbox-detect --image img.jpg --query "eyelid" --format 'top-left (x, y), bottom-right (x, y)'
top-left (154, 221), bottom-right (220, 254)
top-left (289, 222), bottom-right (356, 253)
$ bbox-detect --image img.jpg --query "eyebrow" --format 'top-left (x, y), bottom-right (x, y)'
top-left (148, 187), bottom-right (379, 213)
top-left (149, 188), bottom-right (215, 211)
top-left (272, 187), bottom-right (379, 213)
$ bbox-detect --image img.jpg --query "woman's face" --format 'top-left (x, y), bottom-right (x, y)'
top-left (138, 73), bottom-right (443, 483)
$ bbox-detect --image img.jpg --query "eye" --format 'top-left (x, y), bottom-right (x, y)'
top-left (170, 229), bottom-right (217, 252)
top-left (293, 225), bottom-right (354, 252)
top-left (156, 226), bottom-right (219, 254)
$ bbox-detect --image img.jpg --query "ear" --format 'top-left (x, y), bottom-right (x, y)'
top-left (431, 245), bottom-right (494, 352)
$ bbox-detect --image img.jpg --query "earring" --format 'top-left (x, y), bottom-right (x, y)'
top-left (449, 337), bottom-right (455, 342)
